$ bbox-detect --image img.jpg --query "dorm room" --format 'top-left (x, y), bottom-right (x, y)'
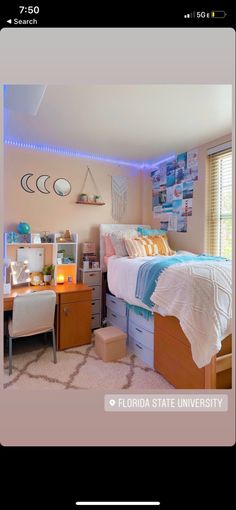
top-left (3, 85), bottom-right (232, 390)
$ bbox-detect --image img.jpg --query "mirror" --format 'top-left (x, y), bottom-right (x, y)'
top-left (53, 178), bottom-right (71, 196)
top-left (11, 261), bottom-right (31, 286)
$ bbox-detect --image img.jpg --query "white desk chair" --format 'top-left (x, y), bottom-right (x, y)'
top-left (8, 290), bottom-right (57, 375)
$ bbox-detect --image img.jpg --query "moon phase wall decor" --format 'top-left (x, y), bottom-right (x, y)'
top-left (20, 173), bottom-right (35, 193)
top-left (36, 175), bottom-right (50, 194)
top-left (20, 174), bottom-right (72, 196)
top-left (53, 178), bottom-right (71, 196)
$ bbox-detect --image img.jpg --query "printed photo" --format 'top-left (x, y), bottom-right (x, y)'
top-left (183, 180), bottom-right (193, 199)
top-left (166, 161), bottom-right (176, 187)
top-left (182, 198), bottom-right (193, 216)
top-left (177, 215), bottom-right (187, 232)
top-left (173, 183), bottom-right (183, 200)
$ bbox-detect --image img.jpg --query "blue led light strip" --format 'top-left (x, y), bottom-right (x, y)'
top-left (4, 139), bottom-right (176, 169)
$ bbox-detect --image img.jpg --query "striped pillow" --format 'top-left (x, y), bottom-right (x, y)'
top-left (124, 238), bottom-right (147, 258)
top-left (143, 234), bottom-right (176, 256)
top-left (138, 236), bottom-right (159, 256)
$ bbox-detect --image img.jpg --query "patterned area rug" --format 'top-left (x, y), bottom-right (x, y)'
top-left (4, 336), bottom-right (173, 390)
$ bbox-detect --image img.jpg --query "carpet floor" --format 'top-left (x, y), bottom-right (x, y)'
top-left (4, 335), bottom-right (173, 390)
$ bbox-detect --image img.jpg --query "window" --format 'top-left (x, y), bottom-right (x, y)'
top-left (207, 145), bottom-right (232, 258)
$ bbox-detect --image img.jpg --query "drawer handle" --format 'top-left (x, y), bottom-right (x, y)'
top-left (111, 299), bottom-right (116, 304)
top-left (136, 327), bottom-right (143, 333)
top-left (111, 313), bottom-right (117, 318)
top-left (92, 302), bottom-right (96, 305)
top-left (89, 273), bottom-right (95, 277)
top-left (136, 343), bottom-right (143, 350)
top-left (92, 316), bottom-right (95, 320)
top-left (92, 288), bottom-right (95, 291)
top-left (63, 307), bottom-right (69, 316)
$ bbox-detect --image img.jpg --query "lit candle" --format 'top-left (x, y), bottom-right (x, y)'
top-left (57, 274), bottom-right (65, 284)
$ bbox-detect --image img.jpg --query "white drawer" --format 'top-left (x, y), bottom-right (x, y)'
top-left (91, 286), bottom-right (101, 300)
top-left (129, 309), bottom-right (154, 333)
top-left (91, 314), bottom-right (101, 329)
top-left (91, 299), bottom-right (101, 314)
top-left (128, 336), bottom-right (154, 368)
top-left (106, 293), bottom-right (126, 317)
top-left (83, 271), bottom-right (101, 286)
top-left (128, 319), bottom-right (154, 351)
top-left (107, 308), bottom-right (127, 333)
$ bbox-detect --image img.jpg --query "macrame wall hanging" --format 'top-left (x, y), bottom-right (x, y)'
top-left (111, 175), bottom-right (128, 222)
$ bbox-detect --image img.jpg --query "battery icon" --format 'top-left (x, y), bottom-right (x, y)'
top-left (211, 11), bottom-right (227, 18)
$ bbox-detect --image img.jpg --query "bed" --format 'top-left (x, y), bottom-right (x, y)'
top-left (100, 224), bottom-right (232, 389)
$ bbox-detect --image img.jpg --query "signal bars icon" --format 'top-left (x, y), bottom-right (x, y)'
top-left (184, 12), bottom-right (196, 18)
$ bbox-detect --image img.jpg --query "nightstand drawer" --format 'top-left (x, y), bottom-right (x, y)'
top-left (60, 290), bottom-right (91, 304)
top-left (83, 271), bottom-right (101, 286)
top-left (91, 299), bottom-right (101, 314)
top-left (106, 293), bottom-right (126, 317)
top-left (91, 286), bottom-right (101, 300)
top-left (91, 314), bottom-right (101, 329)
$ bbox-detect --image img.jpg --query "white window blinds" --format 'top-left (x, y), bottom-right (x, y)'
top-left (207, 147), bottom-right (232, 258)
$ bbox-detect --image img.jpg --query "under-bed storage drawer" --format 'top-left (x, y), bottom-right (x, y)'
top-left (128, 336), bottom-right (153, 368)
top-left (107, 308), bottom-right (127, 333)
top-left (128, 319), bottom-right (154, 351)
top-left (106, 293), bottom-right (127, 317)
top-left (128, 309), bottom-right (154, 333)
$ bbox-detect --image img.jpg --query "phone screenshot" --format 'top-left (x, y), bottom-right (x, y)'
top-left (0, 4), bottom-right (234, 509)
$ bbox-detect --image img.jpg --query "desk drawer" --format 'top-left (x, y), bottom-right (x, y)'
top-left (128, 319), bottom-right (154, 351)
top-left (128, 336), bottom-right (153, 368)
top-left (129, 309), bottom-right (154, 333)
top-left (91, 299), bottom-right (101, 314)
top-left (106, 294), bottom-right (126, 317)
top-left (61, 290), bottom-right (91, 304)
top-left (83, 271), bottom-right (101, 286)
top-left (107, 308), bottom-right (127, 333)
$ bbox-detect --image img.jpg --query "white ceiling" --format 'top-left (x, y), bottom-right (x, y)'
top-left (5, 85), bottom-right (232, 163)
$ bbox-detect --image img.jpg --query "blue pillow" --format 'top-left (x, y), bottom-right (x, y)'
top-left (137, 227), bottom-right (166, 236)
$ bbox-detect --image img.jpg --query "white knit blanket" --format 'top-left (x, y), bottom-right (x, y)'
top-left (151, 260), bottom-right (232, 368)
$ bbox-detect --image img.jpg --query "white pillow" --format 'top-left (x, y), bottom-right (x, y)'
top-left (110, 229), bottom-right (138, 257)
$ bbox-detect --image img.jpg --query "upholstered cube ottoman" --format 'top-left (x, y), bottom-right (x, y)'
top-left (94, 326), bottom-right (127, 362)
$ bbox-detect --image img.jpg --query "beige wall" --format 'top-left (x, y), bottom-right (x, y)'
top-left (142, 133), bottom-right (232, 253)
top-left (4, 147), bottom-right (142, 259)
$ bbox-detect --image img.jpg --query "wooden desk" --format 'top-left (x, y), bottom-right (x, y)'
top-left (3, 283), bottom-right (92, 350)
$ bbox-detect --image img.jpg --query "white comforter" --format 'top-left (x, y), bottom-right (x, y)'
top-left (150, 259), bottom-right (232, 368)
top-left (107, 255), bottom-right (232, 368)
top-left (107, 255), bottom-right (165, 312)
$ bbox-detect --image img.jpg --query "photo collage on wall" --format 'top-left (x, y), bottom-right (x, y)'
top-left (151, 149), bottom-right (198, 232)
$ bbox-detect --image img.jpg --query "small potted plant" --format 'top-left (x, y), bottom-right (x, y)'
top-left (79, 193), bottom-right (88, 202)
top-left (42, 264), bottom-right (55, 284)
top-left (94, 195), bottom-right (101, 203)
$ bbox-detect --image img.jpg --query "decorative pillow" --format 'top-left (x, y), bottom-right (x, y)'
top-left (137, 236), bottom-right (159, 256)
top-left (110, 229), bottom-right (138, 257)
top-left (104, 234), bottom-right (116, 257)
top-left (124, 238), bottom-right (147, 258)
top-left (137, 227), bottom-right (166, 236)
top-left (144, 234), bottom-right (176, 256)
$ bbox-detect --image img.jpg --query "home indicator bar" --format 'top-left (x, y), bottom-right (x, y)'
top-left (76, 503), bottom-right (161, 507)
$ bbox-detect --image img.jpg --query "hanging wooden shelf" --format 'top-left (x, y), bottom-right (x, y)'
top-left (76, 200), bottom-right (105, 206)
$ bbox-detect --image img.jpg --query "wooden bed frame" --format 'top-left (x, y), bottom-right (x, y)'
top-left (154, 313), bottom-right (232, 389)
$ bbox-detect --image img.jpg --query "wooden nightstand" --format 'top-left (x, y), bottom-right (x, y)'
top-left (58, 283), bottom-right (92, 349)
top-left (79, 268), bottom-right (102, 329)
